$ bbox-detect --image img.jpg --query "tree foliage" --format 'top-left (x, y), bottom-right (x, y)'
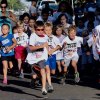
top-left (0, 0), bottom-right (26, 10)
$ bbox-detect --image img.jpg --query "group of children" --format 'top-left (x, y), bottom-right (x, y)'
top-left (0, 19), bottom-right (100, 95)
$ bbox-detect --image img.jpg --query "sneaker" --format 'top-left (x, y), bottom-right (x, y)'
top-left (35, 80), bottom-right (41, 86)
top-left (19, 73), bottom-right (24, 79)
top-left (30, 79), bottom-right (36, 88)
top-left (42, 88), bottom-right (47, 95)
top-left (3, 78), bottom-right (7, 85)
top-left (74, 72), bottom-right (80, 83)
top-left (48, 85), bottom-right (54, 93)
top-left (59, 78), bottom-right (66, 85)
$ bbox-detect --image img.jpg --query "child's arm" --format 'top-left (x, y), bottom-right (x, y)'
top-left (48, 37), bottom-right (61, 55)
top-left (6, 38), bottom-right (17, 52)
top-left (49, 45), bottom-right (61, 55)
top-left (29, 42), bottom-right (48, 52)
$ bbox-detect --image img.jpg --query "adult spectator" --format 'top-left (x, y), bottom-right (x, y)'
top-left (53, 1), bottom-right (73, 24)
top-left (0, 0), bottom-right (17, 34)
top-left (29, 0), bottom-right (37, 18)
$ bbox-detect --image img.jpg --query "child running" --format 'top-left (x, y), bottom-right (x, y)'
top-left (26, 21), bottom-right (53, 95)
top-left (62, 25), bottom-right (83, 83)
top-left (0, 24), bottom-right (16, 84)
top-left (14, 22), bottom-right (28, 78)
top-left (44, 22), bottom-right (61, 75)
top-left (55, 25), bottom-right (67, 83)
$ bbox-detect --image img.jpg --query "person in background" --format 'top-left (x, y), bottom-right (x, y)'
top-left (37, 8), bottom-right (54, 23)
top-left (53, 1), bottom-right (73, 24)
top-left (0, 0), bottom-right (17, 34)
top-left (14, 22), bottom-right (28, 79)
top-left (22, 13), bottom-right (30, 32)
top-left (56, 14), bottom-right (71, 36)
top-left (0, 24), bottom-right (17, 84)
top-left (29, 0), bottom-right (37, 18)
top-left (26, 17), bottom-right (36, 37)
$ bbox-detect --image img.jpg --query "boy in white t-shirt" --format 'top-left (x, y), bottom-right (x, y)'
top-left (26, 21), bottom-right (53, 95)
top-left (62, 25), bottom-right (83, 83)
top-left (44, 22), bottom-right (61, 75)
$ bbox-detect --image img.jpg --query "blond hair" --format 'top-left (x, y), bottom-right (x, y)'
top-left (68, 25), bottom-right (76, 34)
top-left (17, 21), bottom-right (24, 28)
top-left (44, 22), bottom-right (53, 29)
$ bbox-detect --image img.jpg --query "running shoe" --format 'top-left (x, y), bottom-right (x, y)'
top-left (48, 85), bottom-right (54, 93)
top-left (74, 72), bottom-right (80, 83)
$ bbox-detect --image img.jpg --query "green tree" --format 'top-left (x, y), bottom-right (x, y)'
top-left (0, 0), bottom-right (26, 10)
top-left (7, 0), bottom-right (25, 10)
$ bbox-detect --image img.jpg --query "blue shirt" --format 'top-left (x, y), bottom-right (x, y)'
top-left (0, 34), bottom-right (14, 56)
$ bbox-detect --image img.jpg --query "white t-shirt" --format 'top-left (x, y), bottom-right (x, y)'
top-left (62, 36), bottom-right (83, 59)
top-left (87, 36), bottom-right (99, 60)
top-left (56, 35), bottom-right (65, 60)
top-left (95, 25), bottom-right (100, 53)
top-left (48, 35), bottom-right (61, 55)
top-left (26, 33), bottom-right (48, 64)
top-left (56, 34), bottom-right (65, 43)
top-left (14, 32), bottom-right (28, 47)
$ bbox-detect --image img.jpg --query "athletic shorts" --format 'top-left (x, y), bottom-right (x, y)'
top-left (45, 54), bottom-right (56, 70)
top-left (15, 46), bottom-right (27, 61)
top-left (31, 60), bottom-right (46, 75)
top-left (64, 53), bottom-right (79, 67)
top-left (1, 55), bottom-right (14, 61)
top-left (56, 51), bottom-right (64, 61)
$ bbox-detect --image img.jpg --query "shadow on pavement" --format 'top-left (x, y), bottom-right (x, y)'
top-left (0, 85), bottom-right (44, 99)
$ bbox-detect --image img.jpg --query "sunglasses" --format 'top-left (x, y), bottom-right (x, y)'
top-left (36, 29), bottom-right (44, 31)
top-left (1, 6), bottom-right (6, 8)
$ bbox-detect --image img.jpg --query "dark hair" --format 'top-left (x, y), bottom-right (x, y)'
top-left (57, 14), bottom-right (68, 24)
top-left (12, 26), bottom-right (17, 32)
top-left (1, 24), bottom-right (10, 29)
top-left (42, 8), bottom-right (49, 15)
top-left (22, 12), bottom-right (30, 20)
top-left (58, 1), bottom-right (73, 16)
top-left (34, 21), bottom-right (44, 29)
top-left (0, 0), bottom-right (8, 7)
top-left (29, 16), bottom-right (36, 21)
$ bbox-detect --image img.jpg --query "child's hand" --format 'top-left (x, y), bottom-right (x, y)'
top-left (93, 35), bottom-right (96, 43)
top-left (43, 42), bottom-right (48, 48)
top-left (6, 46), bottom-right (11, 52)
top-left (48, 50), bottom-right (53, 56)
top-left (62, 42), bottom-right (67, 48)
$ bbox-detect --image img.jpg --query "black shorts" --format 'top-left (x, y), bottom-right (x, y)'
top-left (31, 60), bottom-right (46, 75)
top-left (1, 55), bottom-right (14, 61)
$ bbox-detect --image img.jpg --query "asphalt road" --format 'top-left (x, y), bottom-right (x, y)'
top-left (0, 73), bottom-right (100, 100)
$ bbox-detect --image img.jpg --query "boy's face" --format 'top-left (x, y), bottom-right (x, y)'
top-left (1, 25), bottom-right (9, 35)
top-left (35, 26), bottom-right (44, 35)
top-left (44, 26), bottom-right (52, 37)
top-left (69, 29), bottom-right (76, 40)
top-left (17, 26), bottom-right (24, 33)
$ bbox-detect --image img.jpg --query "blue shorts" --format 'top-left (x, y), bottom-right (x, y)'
top-left (46, 54), bottom-right (56, 70)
